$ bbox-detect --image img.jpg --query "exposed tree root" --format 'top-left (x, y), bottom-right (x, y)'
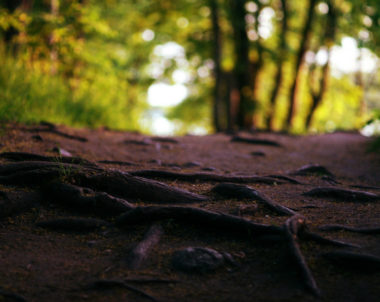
top-left (36, 217), bottom-right (109, 232)
top-left (211, 183), bottom-right (296, 216)
top-left (299, 231), bottom-right (360, 248)
top-left (321, 176), bottom-right (340, 185)
top-left (290, 164), bottom-right (334, 177)
top-left (43, 182), bottom-right (134, 216)
top-left (150, 137), bottom-right (179, 144)
top-left (122, 278), bottom-right (179, 284)
top-left (77, 171), bottom-right (208, 204)
top-left (116, 206), bottom-right (283, 236)
top-left (123, 139), bottom-right (154, 146)
top-left (86, 279), bottom-right (159, 302)
top-left (0, 161), bottom-right (207, 204)
top-left (0, 152), bottom-right (97, 167)
top-left (0, 190), bottom-right (41, 219)
top-left (0, 288), bottom-right (27, 302)
top-left (27, 125), bottom-right (88, 142)
top-left (231, 135), bottom-right (282, 147)
top-left (303, 187), bottom-right (379, 202)
top-left (126, 224), bottom-right (164, 269)
top-left (267, 175), bottom-right (304, 184)
top-left (322, 251), bottom-right (380, 272)
top-left (319, 224), bottom-right (380, 234)
top-left (283, 215), bottom-right (321, 297)
top-left (129, 170), bottom-right (287, 185)
top-left (97, 160), bottom-right (136, 166)
top-left (350, 185), bottom-right (380, 191)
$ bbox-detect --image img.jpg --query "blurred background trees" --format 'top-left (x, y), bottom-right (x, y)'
top-left (0, 0), bottom-right (379, 135)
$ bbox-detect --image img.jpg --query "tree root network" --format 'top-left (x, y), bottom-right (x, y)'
top-left (0, 151), bottom-right (378, 299)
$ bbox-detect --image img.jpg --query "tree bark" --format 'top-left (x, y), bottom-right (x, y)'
top-left (210, 0), bottom-right (223, 132)
top-left (305, 1), bottom-right (337, 129)
top-left (285, 0), bottom-right (317, 130)
top-left (228, 0), bottom-right (254, 129)
top-left (266, 0), bottom-right (288, 130)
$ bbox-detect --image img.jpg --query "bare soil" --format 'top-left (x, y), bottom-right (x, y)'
top-left (0, 123), bottom-right (379, 302)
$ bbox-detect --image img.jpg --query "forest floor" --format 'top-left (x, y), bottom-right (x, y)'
top-left (0, 122), bottom-right (379, 302)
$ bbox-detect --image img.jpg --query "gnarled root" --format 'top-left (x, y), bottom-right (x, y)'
top-left (0, 161), bottom-right (208, 204)
top-left (284, 215), bottom-right (321, 297)
top-left (319, 224), bottom-right (380, 234)
top-left (212, 183), bottom-right (296, 216)
top-left (116, 205), bottom-right (283, 237)
top-left (130, 170), bottom-right (288, 185)
top-left (322, 251), bottom-right (380, 272)
top-left (86, 279), bottom-right (158, 302)
top-left (303, 187), bottom-right (379, 202)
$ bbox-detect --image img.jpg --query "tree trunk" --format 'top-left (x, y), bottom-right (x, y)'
top-left (266, 0), bottom-right (288, 131)
top-left (305, 1), bottom-right (337, 129)
top-left (228, 0), bottom-right (254, 129)
top-left (210, 0), bottom-right (223, 132)
top-left (250, 3), bottom-right (264, 128)
top-left (285, 0), bottom-right (317, 130)
top-left (49, 0), bottom-right (59, 75)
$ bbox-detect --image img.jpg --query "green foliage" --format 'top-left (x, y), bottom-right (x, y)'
top-left (0, 52), bottom-right (141, 130)
top-left (0, 0), bottom-right (379, 135)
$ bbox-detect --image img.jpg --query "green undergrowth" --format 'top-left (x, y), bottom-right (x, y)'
top-left (0, 54), bottom-right (142, 131)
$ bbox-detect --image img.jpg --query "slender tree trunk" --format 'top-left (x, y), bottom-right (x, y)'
top-left (266, 0), bottom-right (288, 130)
top-left (251, 3), bottom-right (264, 128)
top-left (305, 1), bottom-right (336, 129)
top-left (210, 0), bottom-right (223, 132)
top-left (228, 0), bottom-right (254, 129)
top-left (50, 0), bottom-right (59, 75)
top-left (305, 58), bottom-right (330, 129)
top-left (285, 0), bottom-right (317, 130)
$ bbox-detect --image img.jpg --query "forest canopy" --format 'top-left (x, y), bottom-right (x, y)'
top-left (1, 0), bottom-right (379, 135)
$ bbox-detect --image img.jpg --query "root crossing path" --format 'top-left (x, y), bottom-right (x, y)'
top-left (0, 123), bottom-right (379, 302)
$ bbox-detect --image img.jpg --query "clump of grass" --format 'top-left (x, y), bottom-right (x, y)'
top-left (0, 53), bottom-right (142, 130)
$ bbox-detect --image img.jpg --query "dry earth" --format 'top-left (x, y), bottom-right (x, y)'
top-left (0, 122), bottom-right (379, 302)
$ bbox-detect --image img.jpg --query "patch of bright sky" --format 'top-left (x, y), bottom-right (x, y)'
top-left (308, 37), bottom-right (378, 75)
top-left (142, 29), bottom-right (155, 41)
top-left (143, 29), bottom-right (378, 134)
top-left (147, 83), bottom-right (188, 107)
top-left (147, 42), bottom-right (190, 108)
top-left (330, 37), bottom-right (377, 74)
top-left (361, 120), bottom-right (380, 136)
top-left (258, 7), bottom-right (275, 39)
top-left (140, 109), bottom-right (176, 136)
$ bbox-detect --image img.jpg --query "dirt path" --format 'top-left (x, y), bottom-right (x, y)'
top-left (0, 123), bottom-right (379, 302)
